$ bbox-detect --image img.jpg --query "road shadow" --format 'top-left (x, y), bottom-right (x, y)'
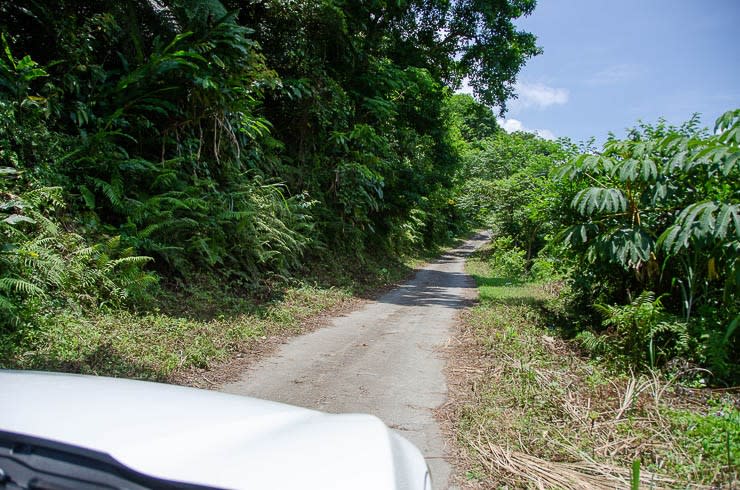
top-left (375, 233), bottom-right (489, 309)
top-left (377, 278), bottom-right (477, 309)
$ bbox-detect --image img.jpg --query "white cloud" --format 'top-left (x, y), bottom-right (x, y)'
top-left (456, 79), bottom-right (568, 114)
top-left (511, 82), bottom-right (569, 110)
top-left (586, 63), bottom-right (643, 85)
top-left (533, 127), bottom-right (556, 140)
top-left (498, 118), bottom-right (556, 140)
top-left (500, 118), bottom-right (525, 132)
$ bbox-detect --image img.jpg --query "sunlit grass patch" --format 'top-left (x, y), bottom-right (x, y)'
top-left (1, 283), bottom-right (352, 381)
top-left (0, 244), bottom-right (421, 381)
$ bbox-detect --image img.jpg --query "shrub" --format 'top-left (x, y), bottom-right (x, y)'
top-left (487, 236), bottom-right (527, 279)
top-left (554, 111), bottom-right (739, 382)
top-left (594, 291), bottom-right (689, 369)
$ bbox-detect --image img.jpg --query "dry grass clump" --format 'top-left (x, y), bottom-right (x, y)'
top-left (469, 435), bottom-right (676, 490)
top-left (441, 272), bottom-right (737, 488)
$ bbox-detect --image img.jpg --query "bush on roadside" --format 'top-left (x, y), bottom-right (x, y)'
top-left (486, 236), bottom-right (527, 279)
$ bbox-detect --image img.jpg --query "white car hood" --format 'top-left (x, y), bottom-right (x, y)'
top-left (1, 371), bottom-right (429, 489)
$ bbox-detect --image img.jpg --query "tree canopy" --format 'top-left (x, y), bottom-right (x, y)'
top-left (0, 0), bottom-right (537, 329)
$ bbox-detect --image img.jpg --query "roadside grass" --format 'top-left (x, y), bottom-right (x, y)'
top-left (447, 248), bottom-right (738, 488)
top-left (0, 246), bottom-right (421, 382)
top-left (1, 284), bottom-right (352, 381)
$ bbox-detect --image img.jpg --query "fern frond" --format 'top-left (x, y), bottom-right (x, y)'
top-left (0, 277), bottom-right (44, 297)
top-left (92, 178), bottom-right (125, 210)
top-left (575, 330), bottom-right (608, 355)
top-left (108, 255), bottom-right (154, 269)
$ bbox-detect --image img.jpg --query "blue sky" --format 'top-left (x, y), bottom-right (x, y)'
top-left (493, 0), bottom-right (740, 144)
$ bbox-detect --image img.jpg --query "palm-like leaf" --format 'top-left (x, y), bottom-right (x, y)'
top-left (571, 187), bottom-right (627, 216)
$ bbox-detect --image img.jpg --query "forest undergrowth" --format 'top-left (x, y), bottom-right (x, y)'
top-left (0, 246), bottom-right (426, 382)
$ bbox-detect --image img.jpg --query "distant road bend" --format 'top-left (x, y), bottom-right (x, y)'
top-left (221, 232), bottom-right (490, 488)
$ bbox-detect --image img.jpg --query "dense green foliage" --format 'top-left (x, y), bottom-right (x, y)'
top-left (457, 129), bottom-right (576, 262)
top-left (0, 1), bottom-right (539, 338)
top-left (556, 112), bottom-right (739, 380)
top-left (461, 112), bottom-right (739, 384)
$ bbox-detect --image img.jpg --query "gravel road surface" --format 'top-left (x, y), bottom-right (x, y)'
top-left (221, 232), bottom-right (489, 488)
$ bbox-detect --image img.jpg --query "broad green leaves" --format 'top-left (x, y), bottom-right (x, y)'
top-left (715, 109), bottom-right (740, 145)
top-left (572, 187), bottom-right (627, 215)
top-left (0, 34), bottom-right (47, 100)
top-left (556, 109), bottom-right (740, 274)
top-left (555, 110), bottom-right (739, 378)
top-left (604, 228), bottom-right (653, 267)
top-left (658, 202), bottom-right (740, 255)
top-left (615, 157), bottom-right (658, 183)
top-left (454, 108), bottom-right (737, 378)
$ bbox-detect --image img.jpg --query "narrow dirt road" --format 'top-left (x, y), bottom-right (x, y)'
top-left (221, 232), bottom-right (489, 488)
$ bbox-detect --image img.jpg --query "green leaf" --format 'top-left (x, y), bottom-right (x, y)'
top-left (733, 207), bottom-right (740, 241)
top-left (617, 158), bottom-right (638, 182)
top-left (659, 202), bottom-right (739, 254)
top-left (0, 167), bottom-right (19, 176)
top-left (631, 459), bottom-right (641, 490)
top-left (640, 158), bottom-right (658, 181)
top-left (607, 228), bottom-right (652, 267)
top-left (552, 162), bottom-right (577, 181)
top-left (2, 214), bottom-right (35, 225)
top-left (714, 109), bottom-right (739, 134)
top-left (719, 124), bottom-right (740, 146)
top-left (1, 33), bottom-right (16, 69)
top-left (0, 277), bottom-right (44, 297)
top-left (651, 181), bottom-right (668, 205)
top-left (696, 202), bottom-right (716, 234)
top-left (161, 32), bottom-right (195, 55)
top-left (657, 225), bottom-right (683, 255)
top-left (721, 150), bottom-right (739, 176)
top-left (659, 133), bottom-right (688, 153)
top-left (572, 187), bottom-right (627, 216)
top-left (92, 178), bottom-right (125, 210)
top-left (725, 314), bottom-right (740, 343)
top-left (721, 203), bottom-right (740, 240)
top-left (562, 224), bottom-right (598, 245)
top-left (79, 185), bottom-right (96, 210)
